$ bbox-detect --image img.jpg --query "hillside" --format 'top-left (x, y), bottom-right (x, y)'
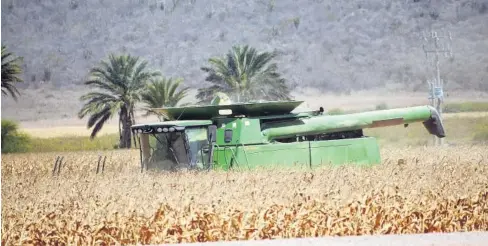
top-left (1, 0), bottom-right (488, 122)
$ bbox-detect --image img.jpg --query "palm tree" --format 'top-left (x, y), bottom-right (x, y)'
top-left (140, 77), bottom-right (190, 120)
top-left (1, 45), bottom-right (24, 100)
top-left (196, 45), bottom-right (292, 104)
top-left (78, 54), bottom-right (160, 148)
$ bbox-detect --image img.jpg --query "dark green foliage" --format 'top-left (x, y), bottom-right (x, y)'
top-left (196, 45), bottom-right (291, 104)
top-left (78, 54), bottom-right (160, 148)
top-left (1, 45), bottom-right (24, 100)
top-left (141, 77), bottom-right (190, 120)
top-left (1, 119), bottom-right (31, 153)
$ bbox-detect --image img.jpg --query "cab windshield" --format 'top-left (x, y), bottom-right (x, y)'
top-left (185, 127), bottom-right (209, 168)
top-left (139, 126), bottom-right (209, 171)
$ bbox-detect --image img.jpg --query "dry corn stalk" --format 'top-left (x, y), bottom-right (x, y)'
top-left (2, 146), bottom-right (488, 245)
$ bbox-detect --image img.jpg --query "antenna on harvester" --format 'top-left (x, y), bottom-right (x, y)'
top-left (421, 29), bottom-right (453, 146)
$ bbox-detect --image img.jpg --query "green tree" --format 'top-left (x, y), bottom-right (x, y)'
top-left (1, 45), bottom-right (24, 100)
top-left (141, 77), bottom-right (190, 120)
top-left (1, 119), bottom-right (31, 153)
top-left (196, 45), bottom-right (291, 104)
top-left (78, 54), bottom-right (160, 148)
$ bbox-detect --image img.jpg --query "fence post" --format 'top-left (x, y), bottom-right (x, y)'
top-left (96, 155), bottom-right (102, 174)
top-left (57, 156), bottom-right (64, 175)
top-left (52, 156), bottom-right (60, 176)
top-left (53, 156), bottom-right (64, 176)
top-left (102, 156), bottom-right (107, 173)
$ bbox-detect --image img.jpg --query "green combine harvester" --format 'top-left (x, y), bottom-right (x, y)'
top-left (131, 93), bottom-right (445, 171)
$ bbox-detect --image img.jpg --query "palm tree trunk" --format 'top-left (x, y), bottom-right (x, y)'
top-left (130, 109), bottom-right (137, 148)
top-left (118, 111), bottom-right (122, 146)
top-left (119, 105), bottom-right (132, 149)
top-left (123, 116), bottom-right (132, 149)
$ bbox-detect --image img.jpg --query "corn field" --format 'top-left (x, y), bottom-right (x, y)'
top-left (2, 146), bottom-right (488, 245)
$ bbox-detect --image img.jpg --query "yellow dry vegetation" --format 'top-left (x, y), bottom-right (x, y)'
top-left (2, 146), bottom-right (488, 245)
top-left (21, 125), bottom-right (120, 139)
top-left (443, 111), bottom-right (488, 119)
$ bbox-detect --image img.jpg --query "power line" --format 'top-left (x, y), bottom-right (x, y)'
top-left (421, 30), bottom-right (453, 146)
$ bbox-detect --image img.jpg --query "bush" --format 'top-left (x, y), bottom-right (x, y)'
top-left (29, 134), bottom-right (120, 153)
top-left (375, 102), bottom-right (388, 110)
top-left (473, 131), bottom-right (488, 142)
top-left (473, 121), bottom-right (488, 143)
top-left (443, 102), bottom-right (488, 113)
top-left (1, 119), bottom-right (32, 153)
top-left (2, 119), bottom-right (121, 153)
top-left (327, 108), bottom-right (344, 115)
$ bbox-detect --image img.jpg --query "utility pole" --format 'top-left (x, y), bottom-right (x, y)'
top-left (422, 30), bottom-right (453, 146)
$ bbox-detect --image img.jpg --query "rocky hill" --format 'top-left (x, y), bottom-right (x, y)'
top-left (1, 0), bottom-right (488, 121)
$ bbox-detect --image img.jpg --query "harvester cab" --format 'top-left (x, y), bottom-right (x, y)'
top-left (131, 120), bottom-right (214, 171)
top-left (131, 93), bottom-right (446, 171)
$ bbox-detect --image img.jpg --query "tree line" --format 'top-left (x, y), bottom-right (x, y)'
top-left (1, 44), bottom-right (292, 149)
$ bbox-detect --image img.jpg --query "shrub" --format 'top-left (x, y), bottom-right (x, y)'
top-left (327, 108), bottom-right (344, 115)
top-left (29, 134), bottom-right (120, 153)
top-left (375, 102), bottom-right (388, 110)
top-left (443, 102), bottom-right (488, 113)
top-left (473, 121), bottom-right (488, 143)
top-left (1, 119), bottom-right (32, 153)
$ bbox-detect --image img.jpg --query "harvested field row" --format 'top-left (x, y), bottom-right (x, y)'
top-left (2, 146), bottom-right (488, 244)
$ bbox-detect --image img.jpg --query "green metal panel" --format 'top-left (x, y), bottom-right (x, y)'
top-left (211, 137), bottom-right (380, 170)
top-left (240, 142), bottom-right (310, 169)
top-left (214, 118), bottom-right (265, 146)
top-left (232, 118), bottom-right (263, 145)
top-left (309, 137), bottom-right (380, 167)
top-left (151, 100), bottom-right (304, 120)
top-left (212, 142), bottom-right (311, 170)
top-left (212, 147), bottom-right (236, 171)
top-left (214, 118), bottom-right (239, 146)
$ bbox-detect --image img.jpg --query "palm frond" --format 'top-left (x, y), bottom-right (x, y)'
top-left (196, 84), bottom-right (227, 104)
top-left (140, 77), bottom-right (190, 119)
top-left (78, 53), bottom-right (159, 143)
top-left (1, 45), bottom-right (24, 100)
top-left (87, 105), bottom-right (112, 128)
top-left (90, 110), bottom-right (112, 139)
top-left (198, 44), bottom-right (291, 103)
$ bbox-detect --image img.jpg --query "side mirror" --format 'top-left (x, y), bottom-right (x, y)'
top-left (207, 125), bottom-right (217, 143)
top-left (206, 125), bottom-right (217, 170)
top-left (202, 145), bottom-right (210, 153)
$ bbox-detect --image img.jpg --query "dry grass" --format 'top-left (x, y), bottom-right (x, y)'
top-left (21, 125), bottom-right (120, 138)
top-left (443, 111), bottom-right (488, 119)
top-left (2, 146), bottom-right (488, 245)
